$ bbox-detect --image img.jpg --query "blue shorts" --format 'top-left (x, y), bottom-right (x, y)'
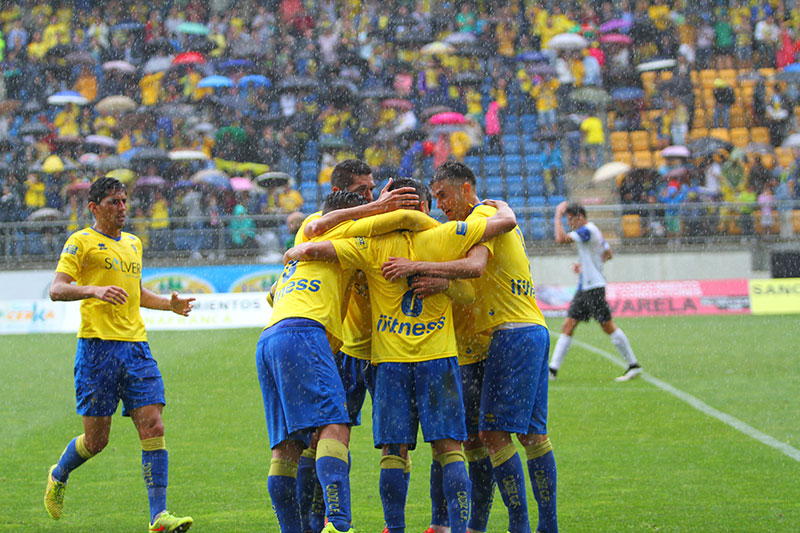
top-left (74, 339), bottom-right (165, 418)
top-left (460, 359), bottom-right (486, 436)
top-left (480, 325), bottom-right (550, 435)
top-left (256, 318), bottom-right (350, 449)
top-left (372, 357), bottom-right (466, 449)
top-left (334, 351), bottom-right (376, 426)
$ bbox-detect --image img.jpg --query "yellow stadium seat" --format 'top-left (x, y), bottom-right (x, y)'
top-left (700, 69), bottom-right (718, 88)
top-left (758, 68), bottom-right (776, 79)
top-left (691, 128), bottom-right (709, 140)
top-left (709, 128), bottom-right (730, 142)
top-left (653, 152), bottom-right (666, 169)
top-left (640, 71), bottom-right (657, 90)
top-left (610, 131), bottom-right (630, 153)
top-left (750, 127), bottom-right (770, 144)
top-left (793, 210), bottom-right (800, 233)
top-left (630, 130), bottom-right (650, 152)
top-left (659, 70), bottom-right (673, 82)
top-left (633, 150), bottom-right (653, 167)
top-left (622, 214), bottom-right (643, 238)
top-left (776, 147), bottom-right (794, 169)
top-left (693, 108), bottom-right (707, 128)
top-left (730, 107), bottom-right (746, 128)
top-left (719, 68), bottom-right (736, 85)
top-left (614, 151), bottom-right (633, 165)
top-left (730, 127), bottom-right (749, 148)
top-left (690, 71), bottom-right (699, 84)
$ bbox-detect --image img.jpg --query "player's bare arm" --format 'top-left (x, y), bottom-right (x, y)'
top-left (480, 199), bottom-right (517, 240)
top-left (284, 241), bottom-right (338, 263)
top-left (554, 200), bottom-right (573, 243)
top-left (382, 245), bottom-right (490, 281)
top-left (602, 248), bottom-right (613, 262)
top-left (49, 271), bottom-right (129, 305)
top-left (140, 284), bottom-right (195, 316)
top-left (304, 181), bottom-right (419, 238)
top-left (407, 276), bottom-right (476, 303)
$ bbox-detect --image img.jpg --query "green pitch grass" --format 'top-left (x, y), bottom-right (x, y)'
top-left (1, 315), bottom-right (798, 531)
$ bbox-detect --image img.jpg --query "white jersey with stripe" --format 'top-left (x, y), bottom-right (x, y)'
top-left (568, 221), bottom-right (608, 292)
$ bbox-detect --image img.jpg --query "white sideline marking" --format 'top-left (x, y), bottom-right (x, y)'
top-left (565, 336), bottom-right (800, 463)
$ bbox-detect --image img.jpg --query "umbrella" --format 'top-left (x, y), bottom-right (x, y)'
top-left (66, 181), bottom-right (91, 195)
top-left (452, 72), bottom-right (484, 86)
top-left (47, 91), bottom-right (89, 106)
top-left (599, 19), bottom-right (632, 33)
top-left (421, 105), bottom-right (453, 121)
top-left (105, 168), bottom-right (137, 183)
top-left (85, 134), bottom-right (119, 148)
top-left (172, 180), bottom-right (196, 189)
top-left (143, 56), bottom-right (174, 74)
top-left (255, 172), bottom-right (292, 188)
top-left (211, 95), bottom-right (250, 112)
top-left (157, 103), bottom-right (195, 119)
top-left (421, 41), bottom-right (456, 55)
top-left (429, 112), bottom-right (466, 125)
top-left (136, 175), bottom-right (167, 188)
top-left (277, 76), bottom-right (319, 92)
top-left (41, 155), bottom-right (66, 173)
top-left (22, 100), bottom-right (43, 114)
top-left (319, 137), bottom-right (350, 150)
top-left (443, 32), bottom-right (476, 45)
top-left (231, 40), bottom-right (263, 58)
top-left (382, 98), bottom-right (415, 111)
top-left (97, 156), bottom-right (131, 171)
top-left (593, 162), bottom-right (631, 183)
top-left (325, 81), bottom-right (359, 106)
top-left (171, 52), bottom-right (206, 66)
top-left (169, 150), bottom-right (209, 161)
top-left (53, 135), bottom-right (83, 146)
top-left (599, 33), bottom-right (632, 45)
top-left (45, 44), bottom-right (73, 61)
top-left (745, 142), bottom-right (775, 155)
top-left (360, 87), bottom-right (397, 100)
top-left (197, 75), bottom-right (234, 88)
top-left (230, 176), bottom-right (254, 191)
top-left (102, 60), bottom-right (137, 74)
top-left (781, 133), bottom-right (800, 148)
top-left (569, 87), bottom-right (611, 106)
top-left (184, 36), bottom-right (216, 54)
top-left (176, 22), bottom-right (210, 35)
top-left (129, 147), bottom-right (170, 167)
top-left (528, 64), bottom-right (558, 77)
top-left (688, 137), bottom-right (733, 159)
top-left (661, 145), bottom-right (690, 158)
top-left (636, 59), bottom-right (677, 72)
top-left (217, 58), bottom-right (254, 71)
top-left (238, 75), bottom-right (271, 88)
top-left (18, 122), bottom-right (51, 136)
top-left (191, 168), bottom-right (230, 188)
top-left (546, 33), bottom-right (589, 50)
top-left (515, 51), bottom-right (550, 62)
top-left (28, 207), bottom-right (63, 221)
top-left (65, 51), bottom-right (96, 65)
top-left (79, 153), bottom-right (100, 165)
top-left (611, 87), bottom-right (645, 101)
top-left (96, 95), bottom-right (137, 114)
top-left (783, 63), bottom-right (800, 73)
top-left (453, 43), bottom-right (492, 58)
top-left (110, 21), bottom-right (144, 32)
top-left (194, 122), bottom-right (216, 133)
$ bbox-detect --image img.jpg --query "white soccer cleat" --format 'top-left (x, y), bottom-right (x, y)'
top-left (615, 365), bottom-right (642, 382)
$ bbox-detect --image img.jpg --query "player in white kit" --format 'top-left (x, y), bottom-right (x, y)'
top-left (550, 201), bottom-right (643, 382)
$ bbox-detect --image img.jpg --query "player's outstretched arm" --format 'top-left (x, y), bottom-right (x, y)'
top-left (554, 200), bottom-right (572, 243)
top-left (480, 199), bottom-right (517, 241)
top-left (140, 284), bottom-right (196, 316)
top-left (303, 180), bottom-right (419, 238)
top-left (382, 245), bottom-right (490, 281)
top-left (284, 241), bottom-right (338, 263)
top-left (50, 272), bottom-right (129, 305)
top-left (407, 276), bottom-right (476, 304)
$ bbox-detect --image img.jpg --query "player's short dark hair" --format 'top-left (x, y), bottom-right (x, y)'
top-left (330, 159), bottom-right (372, 190)
top-left (322, 190), bottom-right (367, 214)
top-left (88, 177), bottom-right (125, 204)
top-left (430, 160), bottom-right (477, 187)
top-left (389, 177), bottom-right (431, 211)
top-left (565, 203), bottom-right (586, 218)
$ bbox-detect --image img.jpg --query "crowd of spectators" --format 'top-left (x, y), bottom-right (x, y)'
top-left (1, 0), bottom-right (800, 256)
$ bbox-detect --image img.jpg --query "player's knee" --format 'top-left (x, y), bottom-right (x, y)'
top-left (84, 434), bottom-right (109, 454)
top-left (478, 430), bottom-right (510, 453)
top-left (138, 418), bottom-right (165, 439)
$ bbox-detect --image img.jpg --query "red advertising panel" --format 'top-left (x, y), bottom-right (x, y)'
top-left (536, 279), bottom-right (750, 317)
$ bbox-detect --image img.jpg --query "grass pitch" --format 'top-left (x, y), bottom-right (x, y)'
top-left (1, 315), bottom-right (798, 531)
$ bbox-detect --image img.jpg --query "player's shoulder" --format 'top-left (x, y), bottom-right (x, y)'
top-left (302, 210), bottom-right (323, 224)
top-left (466, 204), bottom-right (497, 219)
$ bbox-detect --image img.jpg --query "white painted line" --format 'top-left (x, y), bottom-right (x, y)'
top-left (563, 336), bottom-right (800, 463)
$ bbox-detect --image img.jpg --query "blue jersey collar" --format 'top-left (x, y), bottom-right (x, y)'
top-left (90, 226), bottom-right (122, 241)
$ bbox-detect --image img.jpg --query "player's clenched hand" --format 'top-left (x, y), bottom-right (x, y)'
top-left (374, 179), bottom-right (419, 213)
top-left (170, 291), bottom-right (195, 316)
top-left (555, 200), bottom-right (569, 214)
top-left (94, 285), bottom-right (128, 305)
top-left (410, 276), bottom-right (449, 297)
top-left (572, 262), bottom-right (582, 274)
top-left (381, 256), bottom-right (419, 281)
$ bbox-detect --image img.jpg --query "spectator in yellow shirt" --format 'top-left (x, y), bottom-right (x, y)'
top-left (53, 104), bottom-right (80, 137)
top-left (531, 78), bottom-right (560, 133)
top-left (24, 174), bottom-right (46, 209)
top-left (73, 66), bottom-right (98, 103)
top-left (580, 115), bottom-right (605, 167)
top-left (139, 72), bottom-right (164, 106)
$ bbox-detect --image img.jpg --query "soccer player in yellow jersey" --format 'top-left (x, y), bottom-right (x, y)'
top-left (285, 178), bottom-right (518, 533)
top-left (382, 161), bottom-right (558, 533)
top-left (258, 187), bottom-right (439, 533)
top-left (45, 178), bottom-right (195, 533)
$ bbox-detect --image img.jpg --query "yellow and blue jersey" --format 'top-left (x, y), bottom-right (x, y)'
top-left (332, 217), bottom-right (488, 364)
top-left (453, 283), bottom-right (491, 365)
top-left (466, 204), bottom-right (548, 334)
top-left (56, 227), bottom-right (146, 341)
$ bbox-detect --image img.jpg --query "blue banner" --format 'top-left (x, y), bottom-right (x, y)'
top-left (142, 264), bottom-right (284, 294)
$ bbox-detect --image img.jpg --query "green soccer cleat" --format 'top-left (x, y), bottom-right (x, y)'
top-left (44, 465), bottom-right (66, 520)
top-left (321, 522), bottom-right (354, 533)
top-left (149, 511), bottom-right (193, 532)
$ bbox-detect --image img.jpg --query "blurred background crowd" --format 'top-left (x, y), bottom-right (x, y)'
top-left (1, 0), bottom-right (800, 259)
